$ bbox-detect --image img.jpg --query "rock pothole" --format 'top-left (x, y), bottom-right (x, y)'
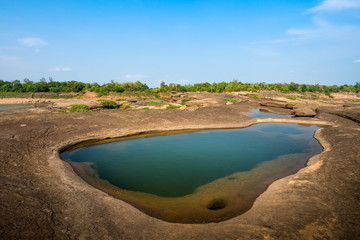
top-left (207, 199), bottom-right (227, 210)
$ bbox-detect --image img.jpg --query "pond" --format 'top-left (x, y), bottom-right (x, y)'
top-left (0, 104), bottom-right (32, 111)
top-left (61, 123), bottom-right (322, 223)
top-left (245, 108), bottom-right (294, 118)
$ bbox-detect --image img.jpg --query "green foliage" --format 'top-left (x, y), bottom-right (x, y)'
top-left (97, 99), bottom-right (118, 109)
top-left (325, 93), bottom-right (334, 98)
top-left (347, 99), bottom-right (360, 102)
top-left (310, 93), bottom-right (320, 99)
top-left (286, 96), bottom-right (297, 100)
top-left (55, 109), bottom-right (67, 112)
top-left (247, 95), bottom-right (261, 99)
top-left (115, 98), bottom-right (126, 101)
top-left (120, 104), bottom-right (131, 109)
top-left (148, 101), bottom-right (167, 107)
top-left (0, 79), bottom-right (359, 96)
top-left (181, 98), bottom-right (192, 105)
top-left (68, 104), bottom-right (91, 112)
top-left (167, 104), bottom-right (181, 109)
top-left (221, 97), bottom-right (238, 103)
top-left (143, 107), bottom-right (149, 109)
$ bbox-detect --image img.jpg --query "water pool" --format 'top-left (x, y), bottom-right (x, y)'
top-left (0, 104), bottom-right (32, 111)
top-left (61, 123), bottom-right (322, 223)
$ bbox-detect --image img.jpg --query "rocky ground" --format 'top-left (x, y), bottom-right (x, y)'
top-left (0, 92), bottom-right (360, 239)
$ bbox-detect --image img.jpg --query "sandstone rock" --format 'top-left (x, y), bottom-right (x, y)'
top-left (291, 108), bottom-right (317, 117)
top-left (185, 98), bottom-right (225, 108)
top-left (259, 101), bottom-right (295, 109)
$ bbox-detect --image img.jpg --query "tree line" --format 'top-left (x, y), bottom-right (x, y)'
top-left (0, 78), bottom-right (149, 94)
top-left (0, 78), bottom-right (359, 94)
top-left (158, 80), bottom-right (360, 94)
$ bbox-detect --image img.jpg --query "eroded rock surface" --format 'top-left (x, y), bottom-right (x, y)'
top-left (0, 99), bottom-right (359, 240)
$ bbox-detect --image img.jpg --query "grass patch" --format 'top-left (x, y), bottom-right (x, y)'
top-left (325, 93), bottom-right (334, 98)
top-left (181, 98), bottom-right (192, 105)
top-left (55, 109), bottom-right (67, 112)
top-left (247, 94), bottom-right (261, 99)
top-left (68, 104), bottom-right (91, 112)
top-left (167, 104), bottom-right (181, 109)
top-left (115, 98), bottom-right (126, 101)
top-left (97, 99), bottom-right (118, 109)
top-left (310, 93), bottom-right (320, 99)
top-left (143, 107), bottom-right (149, 109)
top-left (347, 99), bottom-right (360, 102)
top-left (148, 101), bottom-right (167, 107)
top-left (120, 104), bottom-right (131, 109)
top-left (221, 97), bottom-right (238, 103)
top-left (286, 96), bottom-right (297, 100)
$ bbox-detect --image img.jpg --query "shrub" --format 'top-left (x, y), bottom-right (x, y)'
top-left (167, 104), bottom-right (181, 109)
top-left (68, 104), bottom-right (91, 112)
top-left (55, 109), bottom-right (67, 112)
top-left (97, 99), bottom-right (118, 109)
top-left (143, 107), bottom-right (149, 109)
top-left (221, 97), bottom-right (238, 103)
top-left (181, 98), bottom-right (192, 105)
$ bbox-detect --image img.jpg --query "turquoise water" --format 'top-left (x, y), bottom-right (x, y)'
top-left (0, 104), bottom-right (32, 111)
top-left (245, 109), bottom-right (294, 118)
top-left (61, 123), bottom-right (322, 197)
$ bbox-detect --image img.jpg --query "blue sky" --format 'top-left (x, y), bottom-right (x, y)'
top-left (0, 0), bottom-right (359, 87)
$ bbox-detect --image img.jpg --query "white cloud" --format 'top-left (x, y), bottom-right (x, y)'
top-left (287, 28), bottom-right (318, 36)
top-left (307, 0), bottom-right (360, 13)
top-left (0, 46), bottom-right (23, 51)
top-left (18, 37), bottom-right (47, 47)
top-left (249, 39), bottom-right (293, 45)
top-left (353, 59), bottom-right (360, 63)
top-left (48, 67), bottom-right (72, 71)
top-left (125, 74), bottom-right (148, 80)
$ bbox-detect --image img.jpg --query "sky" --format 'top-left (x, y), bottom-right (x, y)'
top-left (0, 0), bottom-right (359, 88)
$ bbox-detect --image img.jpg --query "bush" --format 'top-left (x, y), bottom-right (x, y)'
top-left (55, 109), bottom-right (67, 112)
top-left (167, 104), bottom-right (181, 109)
top-left (68, 104), bottom-right (91, 112)
top-left (97, 99), bottom-right (118, 109)
top-left (221, 97), bottom-right (238, 103)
